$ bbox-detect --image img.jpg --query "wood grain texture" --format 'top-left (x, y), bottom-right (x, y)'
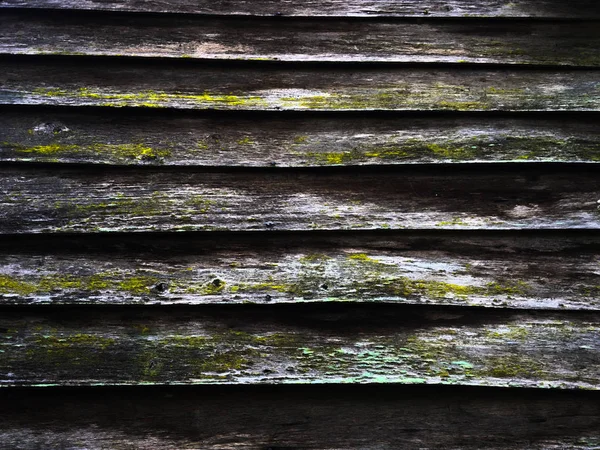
top-left (3, 13), bottom-right (600, 66)
top-left (0, 165), bottom-right (599, 234)
top-left (2, 0), bottom-right (600, 18)
top-left (0, 232), bottom-right (599, 310)
top-left (3, 110), bottom-right (600, 166)
top-left (1, 305), bottom-right (599, 389)
top-left (1, 385), bottom-right (600, 449)
top-left (2, 58), bottom-right (599, 111)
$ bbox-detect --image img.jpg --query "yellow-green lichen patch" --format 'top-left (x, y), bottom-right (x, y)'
top-left (437, 100), bottom-right (487, 111)
top-left (3, 142), bottom-right (172, 163)
top-left (293, 135), bottom-right (308, 144)
top-left (485, 325), bottom-right (530, 341)
top-left (299, 254), bottom-right (332, 263)
top-left (479, 355), bottom-right (548, 380)
top-left (436, 217), bottom-right (469, 227)
top-left (184, 196), bottom-right (216, 214)
top-left (118, 276), bottom-right (160, 294)
top-left (136, 329), bottom-right (278, 380)
top-left (303, 150), bottom-right (364, 165)
top-left (0, 275), bottom-right (37, 296)
top-left (298, 135), bottom-right (600, 165)
top-left (279, 87), bottom-right (493, 111)
top-left (346, 253), bottom-right (382, 263)
top-left (36, 333), bottom-right (117, 350)
top-left (425, 143), bottom-right (478, 160)
top-left (55, 191), bottom-right (222, 221)
top-left (0, 273), bottom-right (160, 297)
top-left (236, 137), bottom-right (255, 145)
top-left (61, 191), bottom-right (171, 218)
top-left (183, 278), bottom-right (227, 295)
top-left (25, 333), bottom-right (118, 371)
top-left (31, 87), bottom-right (268, 109)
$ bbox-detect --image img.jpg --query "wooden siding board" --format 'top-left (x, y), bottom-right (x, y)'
top-left (1, 0), bottom-right (600, 18)
top-left (1, 386), bottom-right (599, 449)
top-left (0, 232), bottom-right (599, 310)
top-left (2, 59), bottom-right (599, 111)
top-left (0, 166), bottom-right (598, 233)
top-left (3, 14), bottom-right (600, 66)
top-left (2, 110), bottom-right (600, 166)
top-left (1, 305), bottom-right (599, 389)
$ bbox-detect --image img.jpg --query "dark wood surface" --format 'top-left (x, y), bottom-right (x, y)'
top-left (1, 304), bottom-right (598, 388)
top-left (1, 3), bottom-right (599, 448)
top-left (2, 0), bottom-right (600, 18)
top-left (3, 12), bottom-right (600, 66)
top-left (0, 165), bottom-right (598, 233)
top-left (0, 231), bottom-right (599, 310)
top-left (2, 110), bottom-right (600, 166)
top-left (2, 58), bottom-right (599, 111)
top-left (1, 385), bottom-right (599, 449)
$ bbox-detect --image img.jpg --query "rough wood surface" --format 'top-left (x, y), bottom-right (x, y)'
top-left (2, 0), bottom-right (599, 18)
top-left (1, 305), bottom-right (599, 389)
top-left (1, 385), bottom-right (599, 449)
top-left (0, 232), bottom-right (599, 310)
top-left (0, 165), bottom-right (599, 233)
top-left (2, 59), bottom-right (599, 111)
top-left (3, 110), bottom-right (600, 166)
top-left (4, 13), bottom-right (600, 66)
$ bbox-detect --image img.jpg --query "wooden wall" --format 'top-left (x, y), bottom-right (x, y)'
top-left (0, 1), bottom-right (600, 448)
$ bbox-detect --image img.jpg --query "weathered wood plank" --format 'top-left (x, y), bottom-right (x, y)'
top-left (1, 0), bottom-right (599, 18)
top-left (1, 232), bottom-right (599, 310)
top-left (3, 110), bottom-right (600, 165)
top-left (4, 13), bottom-right (600, 66)
top-left (2, 59), bottom-right (599, 111)
top-left (1, 385), bottom-right (600, 449)
top-left (0, 166), bottom-right (599, 233)
top-left (0, 305), bottom-right (598, 388)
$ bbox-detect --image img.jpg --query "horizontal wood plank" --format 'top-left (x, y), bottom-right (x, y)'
top-left (1, 0), bottom-right (600, 18)
top-left (0, 166), bottom-right (599, 233)
top-left (1, 385), bottom-right (599, 449)
top-left (0, 232), bottom-right (599, 310)
top-left (2, 59), bottom-right (599, 111)
top-left (1, 305), bottom-right (598, 388)
top-left (2, 110), bottom-right (600, 165)
top-left (3, 13), bottom-right (600, 66)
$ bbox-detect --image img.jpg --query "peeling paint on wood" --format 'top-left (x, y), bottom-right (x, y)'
top-left (2, 110), bottom-right (599, 165)
top-left (0, 232), bottom-right (599, 310)
top-left (0, 166), bottom-right (598, 233)
top-left (1, 0), bottom-right (599, 18)
top-left (0, 386), bottom-right (599, 449)
top-left (2, 59), bottom-right (599, 111)
top-left (3, 13), bottom-right (600, 66)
